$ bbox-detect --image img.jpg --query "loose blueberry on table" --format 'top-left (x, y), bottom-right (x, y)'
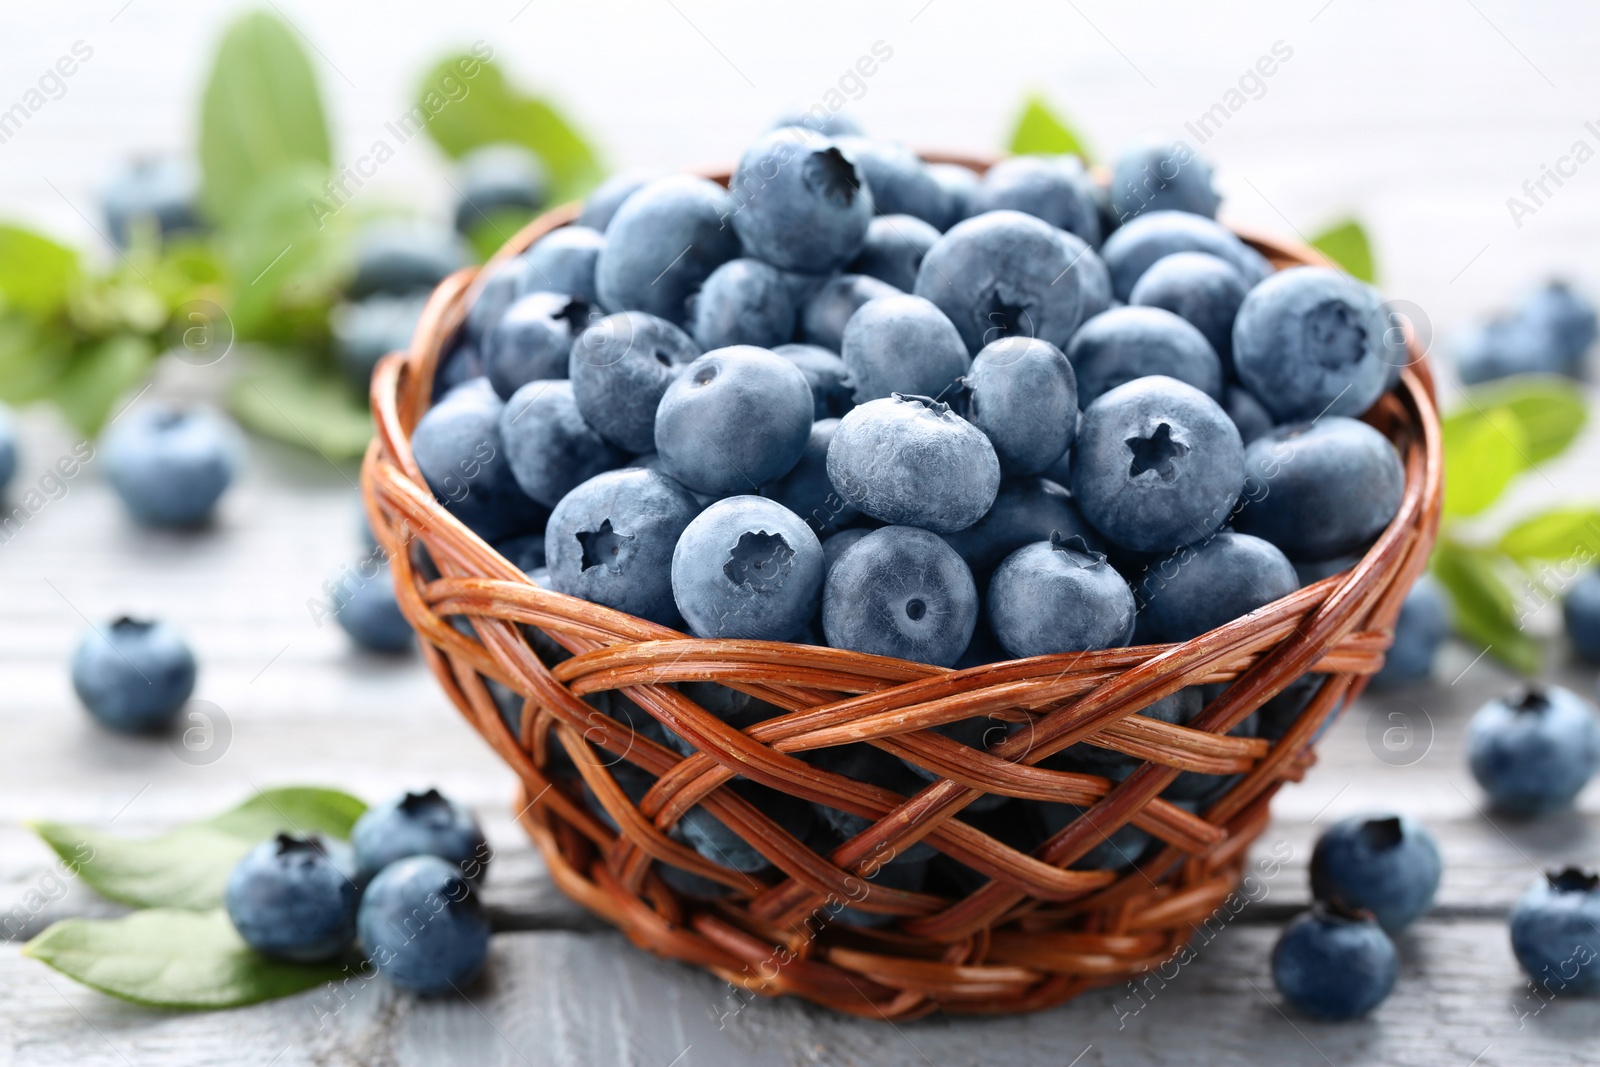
top-left (71, 616), bottom-right (197, 732)
top-left (1310, 814), bottom-right (1441, 932)
top-left (1271, 900), bottom-right (1399, 1020)
top-left (1467, 684), bottom-right (1600, 815)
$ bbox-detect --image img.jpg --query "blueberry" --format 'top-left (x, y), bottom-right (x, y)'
top-left (1310, 814), bottom-right (1440, 932)
top-left (545, 468), bottom-right (701, 626)
top-left (761, 419), bottom-right (857, 537)
top-left (1295, 554), bottom-right (1359, 588)
top-left (915, 210), bottom-right (1088, 354)
top-left (0, 403), bottom-right (17, 496)
top-left (835, 856), bottom-right (929, 928)
top-left (71, 616), bottom-right (197, 732)
top-left (834, 137), bottom-right (948, 227)
top-left (729, 129), bottom-right (873, 273)
top-left (348, 221), bottom-right (471, 299)
top-left (1271, 902), bottom-right (1398, 1020)
top-left (840, 294), bottom-right (970, 403)
top-left (829, 394), bottom-right (1000, 533)
top-left (483, 291), bottom-right (591, 399)
top-left (959, 336), bottom-right (1077, 477)
top-left (1235, 417), bottom-right (1404, 562)
top-left (225, 834), bottom-right (357, 963)
top-left (595, 175), bottom-right (742, 325)
top-left (1100, 210), bottom-right (1269, 302)
top-left (1523, 280), bottom-right (1597, 373)
top-left (688, 258), bottom-right (798, 350)
top-left (1030, 802), bottom-right (1153, 870)
top-left (848, 214), bottom-right (942, 292)
top-left (939, 476), bottom-right (1101, 580)
top-left (1564, 569), bottom-right (1600, 663)
top-left (1467, 684), bottom-right (1600, 815)
top-left (1137, 531), bottom-right (1297, 642)
top-left (805, 743), bottom-right (939, 863)
top-left (1451, 315), bottom-right (1563, 384)
top-left (1067, 306), bottom-right (1224, 405)
top-left (1373, 576), bottom-right (1449, 685)
top-left (1061, 231), bottom-right (1114, 325)
top-left (452, 143), bottom-right (546, 234)
top-left (411, 379), bottom-right (547, 542)
top-left (926, 163), bottom-right (981, 229)
top-left (577, 167), bottom-right (665, 232)
top-left (655, 346), bottom-right (814, 496)
top-left (971, 155), bottom-right (1101, 246)
top-left (989, 534), bottom-right (1135, 657)
top-left (822, 527), bottom-right (873, 572)
top-left (1223, 384), bottom-right (1274, 445)
top-left (671, 496), bottom-right (823, 640)
top-left (1255, 673), bottom-right (1332, 741)
top-left (352, 789), bottom-right (489, 885)
top-left (767, 109), bottom-right (863, 138)
top-left (822, 526), bottom-right (978, 666)
top-left (101, 156), bottom-right (200, 247)
top-left (1234, 267), bottom-right (1400, 423)
top-left (333, 560), bottom-right (414, 653)
top-left (1071, 376), bottom-right (1244, 554)
top-left (500, 380), bottom-right (627, 508)
top-left (1129, 251), bottom-right (1249, 373)
top-left (494, 532), bottom-right (545, 575)
top-left (103, 404), bottom-right (240, 527)
top-left (331, 293), bottom-right (427, 386)
top-left (357, 855), bottom-right (490, 995)
top-left (568, 311), bottom-right (700, 454)
top-left (774, 343), bottom-right (854, 419)
top-left (800, 273), bottom-right (901, 351)
top-left (1510, 868), bottom-right (1600, 994)
top-left (522, 224), bottom-right (606, 304)
top-left (676, 781), bottom-right (814, 873)
top-left (1109, 139), bottom-right (1221, 222)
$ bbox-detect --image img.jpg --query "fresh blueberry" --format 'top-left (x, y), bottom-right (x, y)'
top-left (1295, 554), bottom-right (1359, 587)
top-left (576, 167), bottom-right (665, 232)
top-left (822, 525), bottom-right (978, 666)
top-left (1373, 576), bottom-right (1449, 685)
top-left (840, 294), bottom-right (971, 402)
top-left (1137, 531), bottom-right (1298, 642)
top-left (1310, 814), bottom-right (1440, 932)
top-left (768, 109), bottom-right (863, 138)
top-left (688, 258), bottom-right (798, 350)
top-left (483, 291), bottom-right (591, 399)
top-left (1071, 376), bottom-right (1244, 554)
top-left (1255, 673), bottom-right (1334, 742)
top-left (494, 532), bottom-right (545, 575)
top-left (939, 476), bottom-right (1101, 580)
top-left (71, 616), bottom-right (197, 732)
top-left (1510, 868), bottom-right (1600, 994)
top-left (1271, 902), bottom-right (1398, 1020)
top-left (959, 336), bottom-right (1077, 477)
top-left (822, 527), bottom-right (873, 573)
top-left (1235, 417), bottom-right (1404, 562)
top-left (729, 129), bottom-right (873, 273)
top-left (676, 781), bottom-right (814, 873)
top-left (671, 496), bottom-right (823, 640)
top-left (0, 403), bottom-right (17, 496)
top-left (334, 560), bottom-right (414, 653)
top-left (926, 163), bottom-right (981, 229)
top-left (1223, 384), bottom-right (1274, 445)
top-left (452, 143), bottom-right (546, 234)
top-left (596, 175), bottom-right (742, 325)
top-left (915, 210), bottom-right (1089, 354)
top-left (774, 343), bottom-right (854, 419)
top-left (225, 834), bottom-right (357, 963)
top-left (1129, 251), bottom-right (1249, 373)
top-left (348, 221), bottom-right (471, 299)
top-left (1100, 210), bottom-right (1269, 302)
top-left (1031, 802), bottom-right (1153, 870)
top-left (761, 419), bottom-right (857, 537)
top-left (357, 854), bottom-right (490, 995)
top-left (1451, 315), bottom-right (1564, 384)
top-left (1061, 231), bottom-right (1114, 325)
top-left (500, 380), bottom-right (627, 508)
top-left (654, 346), bottom-right (814, 496)
top-left (1467, 684), bottom-right (1600, 815)
top-left (1234, 267), bottom-right (1400, 422)
top-left (101, 156), bottom-right (201, 247)
top-left (1523, 280), bottom-right (1597, 374)
top-left (799, 273), bottom-right (901, 351)
top-left (835, 856), bottom-right (930, 928)
top-left (829, 394), bottom-right (1000, 533)
top-left (332, 293), bottom-right (427, 386)
top-left (1109, 139), bottom-right (1221, 221)
top-left (103, 404), bottom-right (240, 527)
top-left (352, 789), bottom-right (489, 885)
top-left (834, 137), bottom-right (948, 227)
top-left (1067, 306), bottom-right (1224, 404)
top-left (568, 311), bottom-right (700, 454)
top-left (1564, 569), bottom-right (1600, 663)
top-left (545, 467), bottom-right (701, 626)
top-left (410, 378), bottom-right (547, 542)
top-left (970, 155), bottom-right (1101, 246)
top-left (989, 534), bottom-right (1136, 657)
top-left (521, 224), bottom-right (606, 304)
top-left (805, 743), bottom-right (939, 863)
top-left (848, 214), bottom-right (942, 292)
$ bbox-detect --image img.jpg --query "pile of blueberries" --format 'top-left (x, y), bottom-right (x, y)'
top-left (224, 788), bottom-right (492, 994)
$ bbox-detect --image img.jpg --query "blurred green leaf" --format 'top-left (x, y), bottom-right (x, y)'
top-left (1442, 405), bottom-right (1526, 519)
top-left (198, 10), bottom-right (332, 227)
top-left (229, 350), bottom-right (372, 460)
top-left (51, 335), bottom-right (156, 435)
top-left (1431, 539), bottom-right (1541, 675)
top-left (0, 315), bottom-right (71, 404)
top-left (0, 224), bottom-right (80, 316)
top-left (1309, 219), bottom-right (1375, 284)
top-left (417, 56), bottom-right (602, 204)
top-left (463, 206), bottom-right (537, 261)
top-left (1497, 507), bottom-right (1600, 562)
top-left (1007, 95), bottom-right (1092, 162)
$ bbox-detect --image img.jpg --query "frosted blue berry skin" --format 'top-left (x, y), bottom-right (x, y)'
top-left (960, 336), bottom-right (1078, 477)
top-left (988, 535), bottom-right (1136, 658)
top-left (970, 155), bottom-right (1103, 246)
top-left (1129, 251), bottom-right (1249, 373)
top-left (670, 496), bottom-right (824, 641)
top-left (927, 162), bottom-right (980, 229)
top-left (939, 477), bottom-right (1101, 580)
top-left (1373, 575), bottom-right (1448, 685)
top-left (225, 834), bottom-right (358, 963)
top-left (774, 343), bottom-right (854, 420)
top-left (1109, 140), bottom-right (1222, 222)
top-left (411, 379), bottom-right (547, 543)
top-left (334, 562), bottom-right (414, 653)
top-left (822, 526), bottom-right (978, 667)
top-left (729, 129), bottom-right (873, 274)
top-left (357, 855), bottom-right (490, 996)
top-left (688, 258), bottom-right (798, 351)
top-left (352, 789), bottom-right (489, 886)
top-left (521, 224), bottom-right (605, 304)
top-left (840, 294), bottom-right (971, 403)
top-left (453, 143), bottom-right (546, 234)
top-left (1310, 814), bottom-right (1440, 932)
top-left (760, 419), bottom-right (857, 537)
top-left (848, 214), bottom-right (941, 292)
top-left (800, 273), bottom-right (901, 351)
top-left (70, 617), bottom-right (198, 732)
top-left (1223, 384), bottom-right (1274, 445)
top-left (1467, 685), bottom-right (1600, 815)
top-left (499, 380), bottom-right (627, 509)
top-left (595, 175), bottom-right (742, 326)
top-left (577, 167), bottom-right (664, 232)
top-left (568, 311), bottom-right (700, 454)
top-left (483, 291), bottom-right (591, 400)
top-left (766, 109), bottom-right (863, 139)
top-left (103, 405), bottom-right (241, 528)
top-left (1524, 280), bottom-right (1598, 373)
top-left (1565, 569), bottom-right (1600, 663)
top-left (1137, 531), bottom-right (1298, 642)
top-left (348, 221), bottom-right (471, 299)
top-left (1510, 868), bottom-right (1600, 995)
top-left (1271, 903), bottom-right (1398, 1021)
top-left (1066, 305), bottom-right (1224, 405)
top-left (834, 137), bottom-right (948, 227)
top-left (0, 403), bottom-right (16, 496)
top-left (1100, 210), bottom-right (1269, 302)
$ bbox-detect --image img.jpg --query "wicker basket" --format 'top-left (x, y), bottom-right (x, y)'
top-left (361, 155), bottom-right (1442, 1019)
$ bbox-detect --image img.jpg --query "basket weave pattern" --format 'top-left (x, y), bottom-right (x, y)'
top-left (362, 165), bottom-right (1443, 1018)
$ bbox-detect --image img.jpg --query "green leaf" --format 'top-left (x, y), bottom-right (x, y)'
top-left (24, 909), bottom-right (346, 1010)
top-left (417, 55), bottom-right (603, 204)
top-left (0, 314), bottom-right (71, 404)
top-left (52, 334), bottom-right (156, 435)
top-left (0, 223), bottom-right (80, 316)
top-left (1442, 404), bottom-right (1527, 519)
top-left (229, 351), bottom-right (373, 460)
top-left (1431, 540), bottom-right (1541, 675)
top-left (1309, 219), bottom-right (1375, 284)
top-left (199, 10), bottom-right (332, 226)
top-left (1498, 507), bottom-right (1600, 561)
top-left (1007, 95), bottom-right (1092, 162)
top-left (30, 786), bottom-right (365, 911)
